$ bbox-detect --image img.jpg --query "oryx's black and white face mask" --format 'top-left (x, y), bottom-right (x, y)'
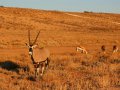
top-left (26, 44), bottom-right (37, 55)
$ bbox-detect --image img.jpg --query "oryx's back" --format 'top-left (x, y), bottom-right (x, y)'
top-left (33, 48), bottom-right (50, 62)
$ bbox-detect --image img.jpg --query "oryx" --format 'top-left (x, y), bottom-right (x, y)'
top-left (112, 45), bottom-right (118, 53)
top-left (26, 30), bottom-right (50, 79)
top-left (76, 46), bottom-right (88, 54)
top-left (101, 45), bottom-right (106, 54)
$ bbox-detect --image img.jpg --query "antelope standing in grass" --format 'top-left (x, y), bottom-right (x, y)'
top-left (26, 30), bottom-right (50, 79)
top-left (76, 46), bottom-right (88, 54)
top-left (101, 45), bottom-right (106, 54)
top-left (112, 45), bottom-right (118, 53)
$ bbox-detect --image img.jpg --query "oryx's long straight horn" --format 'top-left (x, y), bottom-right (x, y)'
top-left (28, 30), bottom-right (31, 45)
top-left (32, 31), bottom-right (40, 45)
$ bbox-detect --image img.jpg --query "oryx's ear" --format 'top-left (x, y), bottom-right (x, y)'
top-left (32, 44), bottom-right (38, 48)
top-left (25, 43), bottom-right (30, 47)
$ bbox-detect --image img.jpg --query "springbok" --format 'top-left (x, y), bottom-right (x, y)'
top-left (101, 45), bottom-right (106, 54)
top-left (26, 30), bottom-right (50, 79)
top-left (112, 45), bottom-right (118, 53)
top-left (76, 46), bottom-right (88, 54)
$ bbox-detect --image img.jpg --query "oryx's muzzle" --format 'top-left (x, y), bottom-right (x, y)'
top-left (29, 47), bottom-right (33, 55)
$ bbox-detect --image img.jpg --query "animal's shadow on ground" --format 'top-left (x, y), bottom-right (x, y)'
top-left (27, 76), bottom-right (36, 81)
top-left (0, 60), bottom-right (20, 73)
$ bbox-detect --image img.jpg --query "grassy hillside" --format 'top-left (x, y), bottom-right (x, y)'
top-left (0, 7), bottom-right (120, 90)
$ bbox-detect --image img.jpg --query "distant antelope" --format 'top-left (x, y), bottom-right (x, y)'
top-left (26, 30), bottom-right (50, 79)
top-left (76, 46), bottom-right (88, 54)
top-left (101, 45), bottom-right (106, 54)
top-left (112, 45), bottom-right (118, 53)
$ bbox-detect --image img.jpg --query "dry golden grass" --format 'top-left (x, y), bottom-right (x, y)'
top-left (0, 7), bottom-right (120, 90)
top-left (0, 53), bottom-right (120, 90)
